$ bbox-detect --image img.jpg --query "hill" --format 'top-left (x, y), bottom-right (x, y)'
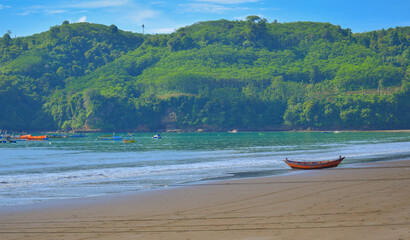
top-left (0, 17), bottom-right (409, 131)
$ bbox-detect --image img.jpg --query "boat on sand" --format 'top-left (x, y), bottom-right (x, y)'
top-left (284, 156), bottom-right (345, 169)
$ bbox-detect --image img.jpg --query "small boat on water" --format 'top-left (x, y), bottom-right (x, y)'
top-left (19, 134), bottom-right (49, 141)
top-left (0, 136), bottom-right (17, 143)
top-left (47, 133), bottom-right (67, 138)
top-left (228, 129), bottom-right (238, 133)
top-left (69, 133), bottom-right (87, 138)
top-left (123, 139), bottom-right (135, 143)
top-left (97, 132), bottom-right (122, 141)
top-left (153, 134), bottom-right (162, 139)
top-left (284, 156), bottom-right (345, 169)
top-left (98, 135), bottom-right (122, 141)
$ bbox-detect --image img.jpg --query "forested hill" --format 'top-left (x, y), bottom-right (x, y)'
top-left (0, 17), bottom-right (409, 131)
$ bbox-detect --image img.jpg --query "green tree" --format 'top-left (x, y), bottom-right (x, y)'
top-left (110, 24), bottom-right (118, 34)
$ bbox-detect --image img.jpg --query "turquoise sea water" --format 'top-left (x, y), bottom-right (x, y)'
top-left (1, 131), bottom-right (410, 207)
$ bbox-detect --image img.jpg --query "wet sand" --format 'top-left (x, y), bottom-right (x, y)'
top-left (1, 160), bottom-right (410, 240)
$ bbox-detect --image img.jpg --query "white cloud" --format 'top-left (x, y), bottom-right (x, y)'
top-left (45, 9), bottom-right (67, 14)
top-left (126, 9), bottom-right (159, 23)
top-left (0, 4), bottom-right (11, 10)
top-left (194, 0), bottom-right (259, 4)
top-left (181, 3), bottom-right (231, 13)
top-left (77, 16), bottom-right (87, 22)
top-left (18, 0), bottom-right (130, 16)
top-left (152, 27), bottom-right (177, 34)
top-left (150, 1), bottom-right (167, 6)
top-left (68, 0), bottom-right (131, 9)
top-left (233, 15), bottom-right (246, 20)
top-left (17, 11), bottom-right (37, 16)
top-left (15, 4), bottom-right (64, 15)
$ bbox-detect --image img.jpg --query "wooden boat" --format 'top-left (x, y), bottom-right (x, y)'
top-left (69, 133), bottom-right (87, 138)
top-left (4, 136), bottom-right (16, 143)
top-left (19, 134), bottom-right (49, 141)
top-left (98, 135), bottom-right (122, 141)
top-left (47, 133), bottom-right (67, 138)
top-left (98, 132), bottom-right (122, 141)
top-left (284, 156), bottom-right (345, 169)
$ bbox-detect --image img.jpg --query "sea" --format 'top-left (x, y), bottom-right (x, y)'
top-left (1, 131), bottom-right (410, 207)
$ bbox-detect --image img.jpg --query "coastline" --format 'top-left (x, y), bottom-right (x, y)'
top-left (3, 129), bottom-right (409, 135)
top-left (1, 159), bottom-right (410, 240)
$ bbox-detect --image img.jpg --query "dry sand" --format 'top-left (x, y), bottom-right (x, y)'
top-left (1, 160), bottom-right (410, 240)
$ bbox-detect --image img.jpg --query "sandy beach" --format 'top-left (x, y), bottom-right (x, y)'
top-left (1, 160), bottom-right (410, 240)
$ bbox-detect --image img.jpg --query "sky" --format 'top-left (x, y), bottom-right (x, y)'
top-left (1, 0), bottom-right (409, 37)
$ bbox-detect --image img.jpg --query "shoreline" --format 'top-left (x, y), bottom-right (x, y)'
top-left (1, 168), bottom-right (299, 214)
top-left (3, 129), bottom-right (410, 135)
top-left (1, 159), bottom-right (410, 239)
top-left (1, 157), bottom-right (397, 213)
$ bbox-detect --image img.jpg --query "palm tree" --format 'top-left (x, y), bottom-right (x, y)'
top-left (142, 24), bottom-right (145, 34)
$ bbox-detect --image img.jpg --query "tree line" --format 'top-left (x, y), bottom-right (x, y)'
top-left (0, 17), bottom-right (409, 131)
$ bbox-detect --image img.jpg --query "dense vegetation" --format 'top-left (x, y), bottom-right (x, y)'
top-left (0, 17), bottom-right (409, 131)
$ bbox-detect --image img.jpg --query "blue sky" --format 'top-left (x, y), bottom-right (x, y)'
top-left (1, 0), bottom-right (409, 37)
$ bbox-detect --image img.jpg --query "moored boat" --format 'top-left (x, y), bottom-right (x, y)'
top-left (69, 133), bottom-right (87, 138)
top-left (47, 133), bottom-right (67, 138)
top-left (123, 139), bottom-right (135, 143)
top-left (0, 135), bottom-right (17, 143)
top-left (284, 156), bottom-right (345, 169)
top-left (152, 134), bottom-right (162, 139)
top-left (97, 135), bottom-right (122, 141)
top-left (19, 134), bottom-right (49, 141)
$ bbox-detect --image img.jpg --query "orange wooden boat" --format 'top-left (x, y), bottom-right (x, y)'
top-left (284, 156), bottom-right (345, 169)
top-left (19, 134), bottom-right (49, 141)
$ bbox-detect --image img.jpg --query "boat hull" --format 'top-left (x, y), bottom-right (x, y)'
top-left (19, 135), bottom-right (49, 141)
top-left (98, 137), bottom-right (122, 141)
top-left (284, 157), bottom-right (345, 169)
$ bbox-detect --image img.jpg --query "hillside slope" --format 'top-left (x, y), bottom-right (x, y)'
top-left (0, 17), bottom-right (409, 131)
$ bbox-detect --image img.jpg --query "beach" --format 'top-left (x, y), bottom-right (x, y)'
top-left (1, 160), bottom-right (410, 240)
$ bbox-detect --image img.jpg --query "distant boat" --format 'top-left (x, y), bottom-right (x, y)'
top-left (97, 134), bottom-right (122, 141)
top-left (228, 129), bottom-right (238, 133)
top-left (123, 139), bottom-right (135, 143)
top-left (47, 133), bottom-right (67, 138)
top-left (19, 134), bottom-right (49, 141)
top-left (153, 134), bottom-right (162, 139)
top-left (0, 136), bottom-right (17, 143)
top-left (69, 133), bottom-right (87, 138)
top-left (284, 156), bottom-right (345, 169)
top-left (98, 136), bottom-right (122, 141)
